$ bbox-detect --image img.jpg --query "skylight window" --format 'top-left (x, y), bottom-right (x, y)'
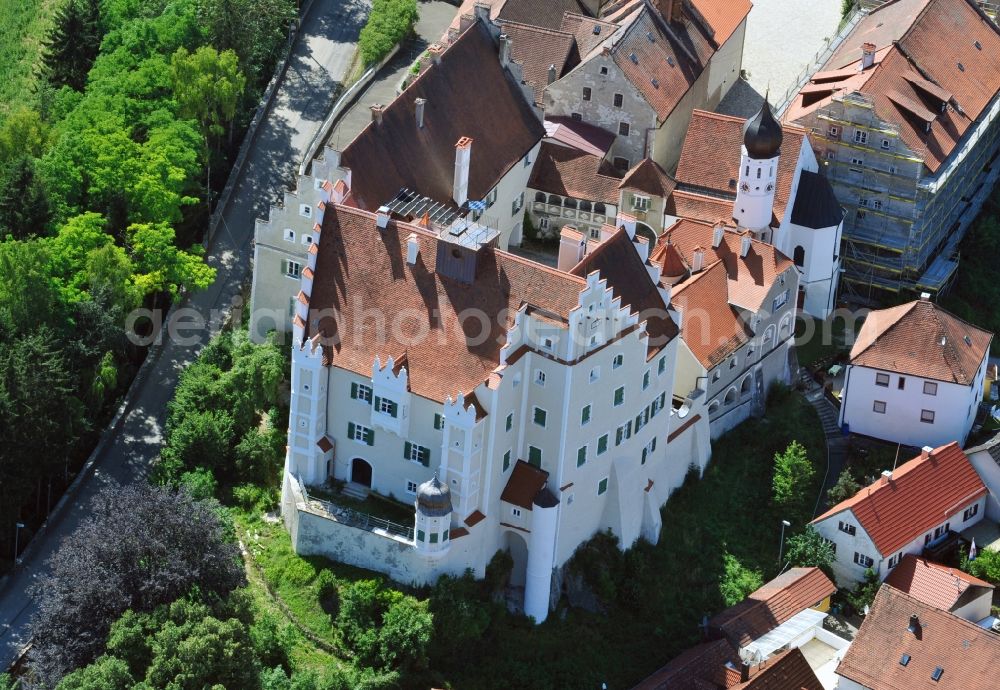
top-left (647, 32), bottom-right (655, 43)
top-left (900, 654), bottom-right (910, 667)
top-left (629, 53), bottom-right (638, 64)
top-left (931, 667), bottom-right (943, 682)
top-left (667, 56), bottom-right (675, 67)
top-left (593, 25), bottom-right (601, 35)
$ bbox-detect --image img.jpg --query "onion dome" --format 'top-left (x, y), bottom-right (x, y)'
top-left (416, 474), bottom-right (452, 517)
top-left (742, 98), bottom-right (783, 159)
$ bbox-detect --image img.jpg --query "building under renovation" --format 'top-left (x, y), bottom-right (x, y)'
top-left (784, 0), bottom-right (1000, 302)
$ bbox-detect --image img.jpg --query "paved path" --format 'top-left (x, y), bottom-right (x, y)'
top-left (799, 368), bottom-right (849, 517)
top-left (719, 0), bottom-right (845, 118)
top-left (0, 0), bottom-right (369, 670)
top-left (326, 0), bottom-right (457, 149)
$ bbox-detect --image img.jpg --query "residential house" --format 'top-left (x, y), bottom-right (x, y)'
top-left (837, 296), bottom-right (992, 448)
top-left (281, 201), bottom-right (715, 623)
top-left (669, 107), bottom-right (844, 318)
top-left (648, 219), bottom-right (799, 438)
top-left (633, 645), bottom-right (825, 690)
top-left (249, 13), bottom-right (545, 341)
top-left (708, 567), bottom-right (842, 667)
top-left (544, 0), bottom-right (751, 172)
top-left (835, 584), bottom-right (1000, 690)
top-left (883, 555), bottom-right (994, 623)
top-left (810, 442), bottom-right (988, 586)
top-left (634, 569), bottom-right (839, 690)
top-left (966, 432), bottom-right (1000, 521)
top-left (783, 0), bottom-right (1000, 301)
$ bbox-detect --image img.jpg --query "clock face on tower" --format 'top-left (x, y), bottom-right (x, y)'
top-left (740, 182), bottom-right (750, 192)
top-left (765, 183), bottom-right (774, 192)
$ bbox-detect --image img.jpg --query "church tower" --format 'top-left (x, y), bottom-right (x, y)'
top-left (734, 98), bottom-right (783, 235)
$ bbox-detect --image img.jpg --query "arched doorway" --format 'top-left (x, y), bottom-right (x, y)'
top-left (635, 221), bottom-right (657, 243)
top-left (350, 458), bottom-right (373, 487)
top-left (503, 530), bottom-right (529, 588)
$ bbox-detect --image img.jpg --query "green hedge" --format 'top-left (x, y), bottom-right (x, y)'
top-left (358, 0), bottom-right (418, 67)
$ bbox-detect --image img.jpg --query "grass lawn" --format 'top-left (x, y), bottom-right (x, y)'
top-left (0, 1), bottom-right (58, 117)
top-left (794, 314), bottom-right (861, 369)
top-left (241, 389), bottom-right (826, 689)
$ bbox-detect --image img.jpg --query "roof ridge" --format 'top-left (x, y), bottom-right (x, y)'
top-left (671, 258), bottom-right (726, 294)
top-left (852, 300), bottom-right (918, 361)
top-left (498, 18), bottom-right (576, 38)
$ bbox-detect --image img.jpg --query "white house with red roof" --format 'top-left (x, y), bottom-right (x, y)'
top-left (810, 442), bottom-right (987, 586)
top-left (837, 296), bottom-right (992, 448)
top-left (883, 554), bottom-right (994, 623)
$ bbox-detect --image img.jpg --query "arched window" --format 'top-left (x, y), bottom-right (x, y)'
top-left (594, 203), bottom-right (606, 215)
top-left (708, 401), bottom-right (720, 415)
top-left (579, 200), bottom-right (592, 212)
top-left (741, 375), bottom-right (752, 397)
top-left (548, 194), bottom-right (561, 205)
top-left (534, 191), bottom-right (546, 203)
top-left (563, 198), bottom-right (578, 209)
top-left (724, 388), bottom-right (737, 405)
top-left (793, 245), bottom-right (805, 267)
top-left (756, 168), bottom-right (761, 179)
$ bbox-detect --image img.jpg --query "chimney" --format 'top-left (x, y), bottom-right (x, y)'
top-left (473, 1), bottom-right (490, 23)
top-left (692, 246), bottom-right (705, 273)
top-left (370, 104), bottom-right (384, 125)
top-left (921, 445), bottom-right (933, 459)
top-left (548, 63), bottom-right (557, 85)
top-left (881, 469), bottom-right (893, 485)
top-left (740, 662), bottom-right (751, 684)
top-left (499, 34), bottom-right (512, 67)
top-left (907, 614), bottom-right (921, 637)
top-left (712, 223), bottom-right (725, 248)
top-left (453, 136), bottom-right (473, 207)
top-left (920, 291), bottom-right (930, 301)
top-left (740, 235), bottom-right (751, 258)
top-left (415, 97), bottom-right (426, 128)
top-left (376, 206), bottom-right (390, 229)
top-left (861, 42), bottom-right (876, 70)
top-left (407, 233), bottom-right (420, 265)
top-left (428, 43), bottom-right (444, 65)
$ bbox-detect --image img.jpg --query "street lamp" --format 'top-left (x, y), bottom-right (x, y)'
top-left (14, 522), bottom-right (24, 564)
top-left (778, 520), bottom-right (791, 565)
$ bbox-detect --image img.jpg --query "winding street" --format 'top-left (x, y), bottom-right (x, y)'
top-left (0, 0), bottom-right (370, 670)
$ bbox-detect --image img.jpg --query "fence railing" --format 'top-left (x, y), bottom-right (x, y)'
top-left (301, 486), bottom-right (414, 541)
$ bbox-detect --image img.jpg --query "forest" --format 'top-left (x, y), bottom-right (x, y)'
top-left (0, 0), bottom-right (299, 573)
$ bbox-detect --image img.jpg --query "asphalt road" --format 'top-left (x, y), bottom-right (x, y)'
top-left (0, 0), bottom-right (369, 670)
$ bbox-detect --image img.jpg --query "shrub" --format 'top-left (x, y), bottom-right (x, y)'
top-left (179, 466), bottom-right (218, 500)
top-left (772, 440), bottom-right (815, 517)
top-left (719, 552), bottom-right (763, 607)
top-left (826, 468), bottom-right (861, 505)
top-left (316, 569), bottom-right (339, 614)
top-left (963, 547), bottom-right (1000, 585)
top-left (784, 526), bottom-right (835, 579)
top-left (358, 0), bottom-right (418, 66)
top-left (232, 482), bottom-right (278, 513)
top-left (484, 549), bottom-right (513, 594)
top-left (429, 572), bottom-right (493, 658)
top-left (845, 568), bottom-right (880, 613)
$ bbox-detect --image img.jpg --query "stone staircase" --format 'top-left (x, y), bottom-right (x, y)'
top-left (341, 482), bottom-right (370, 501)
top-left (798, 368), bottom-right (849, 516)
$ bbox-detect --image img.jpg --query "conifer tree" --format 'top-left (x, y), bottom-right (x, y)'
top-left (41, 0), bottom-right (101, 91)
top-left (0, 156), bottom-right (52, 240)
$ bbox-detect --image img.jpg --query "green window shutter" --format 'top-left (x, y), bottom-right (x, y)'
top-left (389, 401), bottom-right (398, 418)
top-left (598, 478), bottom-right (608, 495)
top-left (503, 450), bottom-right (511, 471)
top-left (404, 441), bottom-right (412, 460)
top-left (420, 447), bottom-right (430, 467)
top-left (417, 530), bottom-right (425, 542)
top-left (616, 427), bottom-right (623, 446)
top-left (635, 413), bottom-right (642, 430)
top-left (348, 421), bottom-right (356, 439)
top-left (626, 420), bottom-right (632, 437)
top-left (614, 387), bottom-right (624, 405)
top-left (598, 434), bottom-right (608, 454)
top-left (281, 259), bottom-right (288, 275)
top-left (651, 437), bottom-right (657, 452)
top-left (659, 392), bottom-right (666, 408)
top-left (528, 446), bottom-right (542, 467)
top-left (430, 532), bottom-right (439, 544)
top-left (373, 395), bottom-right (381, 410)
top-left (506, 413), bottom-right (513, 431)
top-left (351, 382), bottom-right (358, 399)
top-left (582, 405), bottom-right (591, 424)
top-left (364, 428), bottom-right (375, 446)
top-left (443, 529), bottom-right (450, 541)
top-left (577, 446), bottom-right (587, 467)
top-left (434, 413), bottom-right (443, 430)
top-left (641, 447), bottom-right (647, 465)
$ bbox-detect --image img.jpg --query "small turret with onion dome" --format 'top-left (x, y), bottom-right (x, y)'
top-left (414, 472), bottom-right (452, 556)
top-left (742, 97), bottom-right (783, 160)
top-left (734, 95), bottom-right (784, 232)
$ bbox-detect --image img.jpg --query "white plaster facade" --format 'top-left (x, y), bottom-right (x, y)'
top-left (812, 494), bottom-right (986, 588)
top-left (838, 358), bottom-right (988, 449)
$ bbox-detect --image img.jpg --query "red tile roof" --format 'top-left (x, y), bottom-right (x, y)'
top-left (610, 5), bottom-right (716, 122)
top-left (559, 11), bottom-right (618, 59)
top-left (687, 0), bottom-right (752, 47)
top-left (307, 205), bottom-right (586, 402)
top-left (340, 20), bottom-right (545, 211)
top-left (501, 21), bottom-right (577, 105)
top-left (569, 227), bottom-right (679, 353)
top-left (631, 638), bottom-right (739, 690)
top-left (658, 218), bottom-right (795, 314)
top-left (729, 647), bottom-right (824, 690)
top-left (620, 158), bottom-right (676, 197)
top-left (528, 141), bottom-right (623, 204)
top-left (671, 260), bottom-right (752, 369)
top-left (884, 555), bottom-right (993, 612)
top-left (709, 568), bottom-right (837, 648)
top-left (674, 110), bottom-right (807, 225)
top-left (785, 0), bottom-right (1000, 173)
top-left (667, 189), bottom-right (736, 225)
top-left (812, 442), bottom-right (987, 556)
top-left (497, 0), bottom-right (592, 30)
top-left (837, 584), bottom-right (1000, 690)
top-left (849, 298), bottom-right (992, 385)
top-left (500, 460), bottom-right (549, 509)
